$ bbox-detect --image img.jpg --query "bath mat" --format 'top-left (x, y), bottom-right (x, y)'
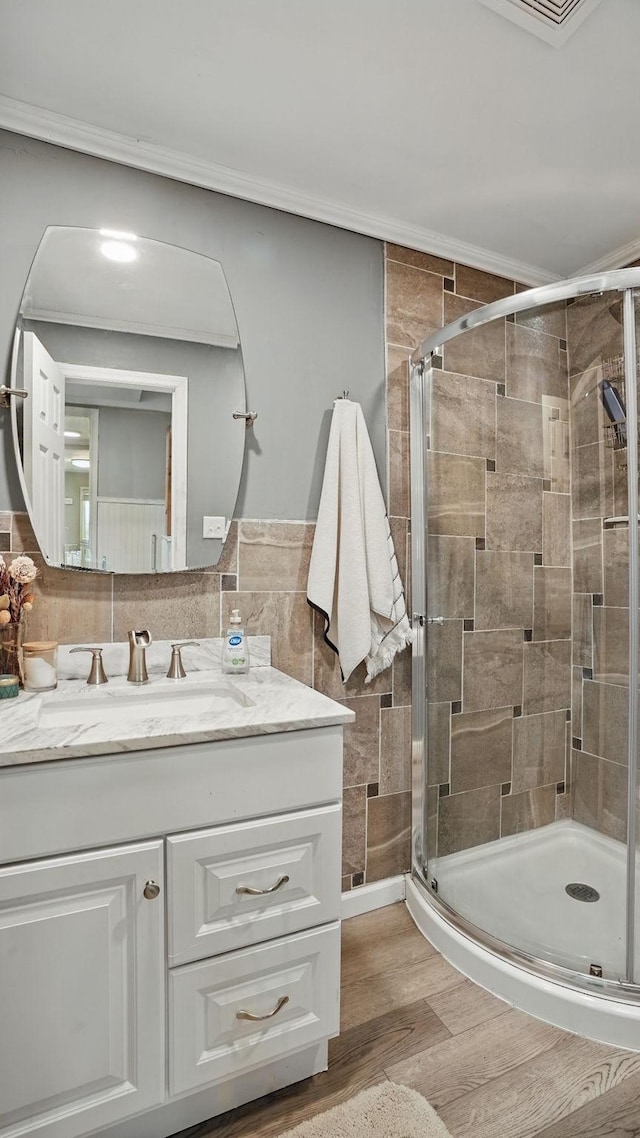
top-left (276, 1081), bottom-right (453, 1137)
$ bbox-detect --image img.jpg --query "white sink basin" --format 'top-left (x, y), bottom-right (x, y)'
top-left (37, 680), bottom-right (254, 729)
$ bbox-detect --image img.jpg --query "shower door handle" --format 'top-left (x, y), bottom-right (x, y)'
top-left (427, 616), bottom-right (444, 625)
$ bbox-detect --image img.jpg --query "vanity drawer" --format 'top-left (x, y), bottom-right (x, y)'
top-left (169, 922), bottom-right (340, 1095)
top-left (167, 804), bottom-right (341, 964)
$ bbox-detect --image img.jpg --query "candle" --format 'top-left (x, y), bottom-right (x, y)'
top-left (24, 657), bottom-right (56, 689)
top-left (0, 674), bottom-right (19, 699)
top-left (22, 641), bottom-right (58, 692)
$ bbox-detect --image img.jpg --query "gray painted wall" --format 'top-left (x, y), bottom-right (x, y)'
top-left (0, 130), bottom-right (386, 525)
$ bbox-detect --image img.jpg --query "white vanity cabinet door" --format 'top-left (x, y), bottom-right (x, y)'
top-left (167, 805), bottom-right (341, 965)
top-left (169, 922), bottom-right (340, 1095)
top-left (0, 841), bottom-right (165, 1138)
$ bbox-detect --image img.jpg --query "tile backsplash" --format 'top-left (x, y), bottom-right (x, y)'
top-left (1, 509), bottom-right (411, 888)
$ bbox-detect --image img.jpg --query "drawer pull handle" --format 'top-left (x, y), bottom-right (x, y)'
top-left (143, 880), bottom-right (160, 900)
top-left (236, 874), bottom-right (290, 896)
top-left (236, 995), bottom-right (289, 1022)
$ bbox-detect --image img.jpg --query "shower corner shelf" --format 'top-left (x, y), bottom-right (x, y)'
top-left (604, 421), bottom-right (629, 457)
top-left (601, 355), bottom-right (639, 467)
top-left (602, 355), bottom-right (626, 383)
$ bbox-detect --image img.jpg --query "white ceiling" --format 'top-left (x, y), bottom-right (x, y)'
top-left (0, 0), bottom-right (638, 283)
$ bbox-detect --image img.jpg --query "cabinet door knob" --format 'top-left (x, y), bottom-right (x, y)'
top-left (236, 874), bottom-right (290, 896)
top-left (143, 880), bottom-right (160, 900)
top-left (236, 995), bottom-right (289, 1021)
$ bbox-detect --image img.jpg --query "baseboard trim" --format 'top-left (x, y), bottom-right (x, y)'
top-left (341, 875), bottom-right (406, 920)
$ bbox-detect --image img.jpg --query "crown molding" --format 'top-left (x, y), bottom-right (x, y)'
top-left (575, 235), bottom-right (640, 276)
top-left (0, 95), bottom-right (558, 287)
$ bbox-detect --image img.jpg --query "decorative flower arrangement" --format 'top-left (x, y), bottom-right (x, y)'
top-left (0, 555), bottom-right (38, 626)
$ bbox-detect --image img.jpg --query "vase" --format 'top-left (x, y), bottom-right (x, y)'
top-left (0, 620), bottom-right (25, 685)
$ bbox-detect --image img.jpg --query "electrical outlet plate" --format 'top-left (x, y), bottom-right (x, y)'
top-left (202, 516), bottom-right (226, 539)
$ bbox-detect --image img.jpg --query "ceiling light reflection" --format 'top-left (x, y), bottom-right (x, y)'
top-left (100, 239), bottom-right (138, 263)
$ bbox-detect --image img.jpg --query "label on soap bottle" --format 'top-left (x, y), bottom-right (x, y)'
top-left (223, 630), bottom-right (248, 672)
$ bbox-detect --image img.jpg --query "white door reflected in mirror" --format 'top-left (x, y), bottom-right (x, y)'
top-left (23, 338), bottom-right (188, 572)
top-left (22, 333), bottom-right (65, 565)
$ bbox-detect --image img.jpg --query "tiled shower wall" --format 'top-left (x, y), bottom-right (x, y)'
top-left (386, 246), bottom-right (573, 858)
top-left (567, 293), bottom-right (629, 842)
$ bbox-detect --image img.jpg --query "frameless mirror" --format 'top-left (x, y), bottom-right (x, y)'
top-left (10, 226), bottom-right (247, 573)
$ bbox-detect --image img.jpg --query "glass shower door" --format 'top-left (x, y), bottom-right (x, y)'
top-left (414, 289), bottom-right (637, 984)
top-left (629, 289), bottom-right (640, 987)
top-left (566, 290), bottom-right (630, 981)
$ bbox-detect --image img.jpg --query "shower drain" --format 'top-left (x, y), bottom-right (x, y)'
top-left (565, 882), bottom-right (600, 903)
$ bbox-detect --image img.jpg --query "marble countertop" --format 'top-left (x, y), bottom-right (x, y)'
top-left (0, 637), bottom-right (354, 767)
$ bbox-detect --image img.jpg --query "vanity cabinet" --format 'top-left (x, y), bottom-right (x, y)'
top-left (0, 724), bottom-right (344, 1138)
top-left (0, 841), bottom-right (165, 1138)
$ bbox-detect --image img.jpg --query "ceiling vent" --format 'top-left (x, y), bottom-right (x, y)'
top-left (478, 0), bottom-right (604, 45)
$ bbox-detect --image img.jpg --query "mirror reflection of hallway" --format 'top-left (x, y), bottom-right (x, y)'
top-left (23, 333), bottom-right (187, 572)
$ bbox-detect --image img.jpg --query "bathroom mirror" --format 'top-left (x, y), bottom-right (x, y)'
top-left (10, 226), bottom-right (247, 573)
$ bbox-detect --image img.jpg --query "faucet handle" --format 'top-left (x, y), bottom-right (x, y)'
top-left (167, 641), bottom-right (200, 680)
top-left (70, 646), bottom-right (108, 686)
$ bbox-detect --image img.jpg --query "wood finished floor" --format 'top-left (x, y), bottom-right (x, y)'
top-left (175, 903), bottom-right (640, 1138)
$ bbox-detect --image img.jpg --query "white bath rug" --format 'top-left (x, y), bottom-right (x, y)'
top-left (276, 1081), bottom-right (453, 1137)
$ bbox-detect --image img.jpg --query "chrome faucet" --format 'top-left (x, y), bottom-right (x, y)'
top-left (127, 629), bottom-right (152, 684)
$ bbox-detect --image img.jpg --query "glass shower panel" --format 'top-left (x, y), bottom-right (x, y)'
top-left (410, 360), bottom-right (430, 877)
top-left (569, 292), bottom-right (629, 981)
top-left (422, 293), bottom-right (630, 979)
top-left (631, 290), bottom-right (640, 987)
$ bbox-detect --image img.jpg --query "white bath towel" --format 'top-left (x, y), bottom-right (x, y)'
top-left (307, 399), bottom-right (414, 683)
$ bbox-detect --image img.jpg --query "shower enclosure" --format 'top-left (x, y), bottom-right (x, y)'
top-left (408, 270), bottom-right (640, 1045)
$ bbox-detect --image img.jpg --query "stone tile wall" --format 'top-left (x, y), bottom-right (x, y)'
top-left (385, 245), bottom-right (573, 858)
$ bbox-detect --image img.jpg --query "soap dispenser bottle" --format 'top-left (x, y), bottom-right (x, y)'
top-left (222, 609), bottom-right (250, 674)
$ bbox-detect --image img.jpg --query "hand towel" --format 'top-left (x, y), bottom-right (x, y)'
top-left (307, 398), bottom-right (414, 683)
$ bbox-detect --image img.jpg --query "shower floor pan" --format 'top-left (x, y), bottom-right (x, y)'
top-left (407, 818), bottom-right (640, 1048)
top-left (430, 818), bottom-right (632, 978)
